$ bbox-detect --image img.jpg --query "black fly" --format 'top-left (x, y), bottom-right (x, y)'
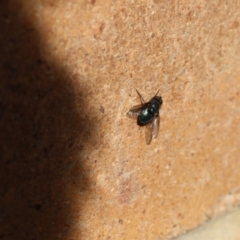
top-left (126, 90), bottom-right (163, 145)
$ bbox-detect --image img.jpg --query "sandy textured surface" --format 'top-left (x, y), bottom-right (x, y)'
top-left (0, 0), bottom-right (240, 239)
top-left (174, 208), bottom-right (240, 240)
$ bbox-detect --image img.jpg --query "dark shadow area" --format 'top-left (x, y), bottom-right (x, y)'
top-left (0, 1), bottom-right (92, 239)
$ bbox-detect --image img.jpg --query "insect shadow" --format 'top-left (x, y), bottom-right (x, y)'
top-left (126, 90), bottom-right (163, 145)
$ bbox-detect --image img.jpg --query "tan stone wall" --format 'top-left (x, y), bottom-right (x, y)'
top-left (0, 0), bottom-right (240, 239)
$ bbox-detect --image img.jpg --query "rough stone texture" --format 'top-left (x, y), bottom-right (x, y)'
top-left (174, 208), bottom-right (240, 240)
top-left (0, 0), bottom-right (240, 240)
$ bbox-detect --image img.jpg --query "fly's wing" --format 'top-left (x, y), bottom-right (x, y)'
top-left (145, 115), bottom-right (160, 145)
top-left (126, 104), bottom-right (143, 119)
top-left (152, 114), bottom-right (160, 139)
top-left (145, 122), bottom-right (153, 145)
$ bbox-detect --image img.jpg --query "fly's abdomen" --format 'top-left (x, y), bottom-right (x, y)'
top-left (137, 109), bottom-right (153, 126)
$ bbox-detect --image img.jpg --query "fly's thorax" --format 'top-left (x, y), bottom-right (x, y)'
top-left (149, 97), bottom-right (162, 114)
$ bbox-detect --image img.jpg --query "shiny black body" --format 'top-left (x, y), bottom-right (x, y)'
top-left (137, 96), bottom-right (162, 126)
top-left (126, 90), bottom-right (163, 145)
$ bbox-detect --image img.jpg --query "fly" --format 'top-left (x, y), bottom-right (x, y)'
top-left (126, 90), bottom-right (163, 145)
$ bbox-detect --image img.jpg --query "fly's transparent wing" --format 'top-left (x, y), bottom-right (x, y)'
top-left (145, 115), bottom-right (160, 145)
top-left (126, 104), bottom-right (143, 119)
top-left (145, 122), bottom-right (153, 145)
top-left (152, 115), bottom-right (160, 139)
